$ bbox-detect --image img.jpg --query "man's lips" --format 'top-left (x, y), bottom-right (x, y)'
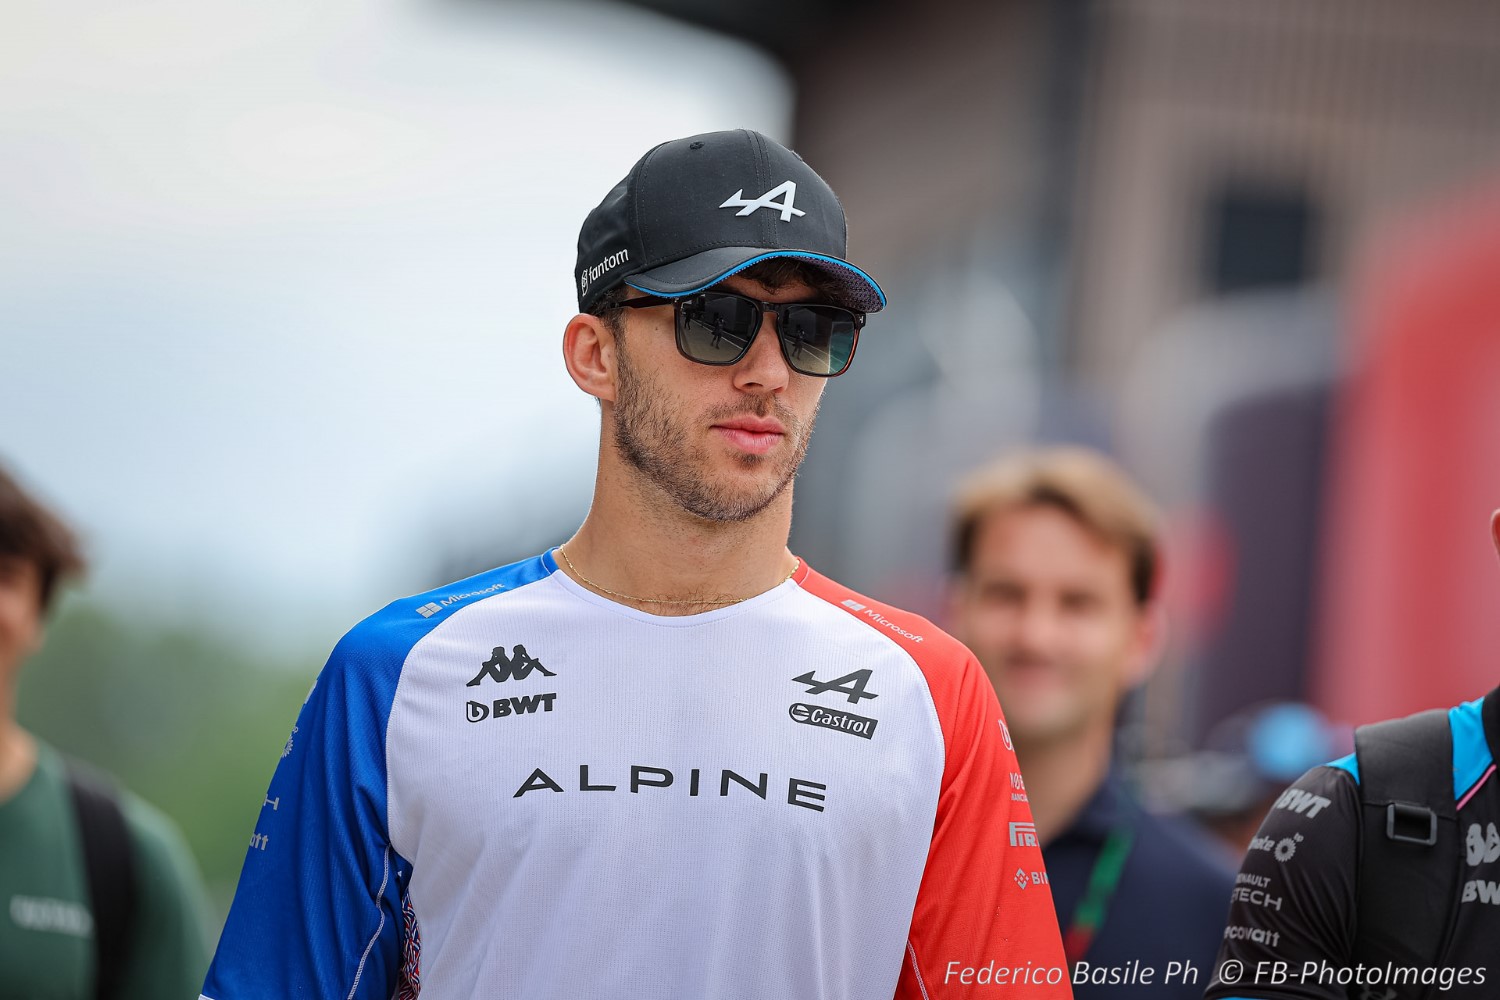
top-left (712, 417), bottom-right (786, 455)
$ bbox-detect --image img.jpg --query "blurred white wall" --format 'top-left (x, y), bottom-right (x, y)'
top-left (0, 0), bottom-right (791, 650)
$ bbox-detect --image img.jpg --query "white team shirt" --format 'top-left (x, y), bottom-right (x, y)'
top-left (202, 551), bottom-right (1070, 999)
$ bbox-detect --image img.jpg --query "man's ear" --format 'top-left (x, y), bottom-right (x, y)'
top-left (1122, 601), bottom-right (1166, 689)
top-left (563, 312), bottom-right (619, 403)
top-left (1490, 509), bottom-right (1500, 562)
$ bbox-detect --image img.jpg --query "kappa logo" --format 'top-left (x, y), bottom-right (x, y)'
top-left (793, 669), bottom-right (878, 704)
top-left (467, 644), bottom-right (555, 686)
top-left (1467, 822), bottom-right (1500, 866)
top-left (720, 180), bottom-right (805, 222)
top-left (1009, 821), bottom-right (1038, 847)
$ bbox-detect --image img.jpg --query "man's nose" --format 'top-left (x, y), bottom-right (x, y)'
top-left (1013, 602), bottom-right (1066, 653)
top-left (732, 311), bottom-right (792, 392)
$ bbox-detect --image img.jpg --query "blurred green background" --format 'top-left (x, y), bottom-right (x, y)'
top-left (17, 600), bottom-right (319, 940)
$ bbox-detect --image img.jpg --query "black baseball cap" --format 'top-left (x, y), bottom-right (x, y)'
top-left (575, 129), bottom-right (885, 315)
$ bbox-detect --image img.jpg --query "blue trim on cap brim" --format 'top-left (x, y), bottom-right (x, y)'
top-left (626, 251), bottom-right (887, 310)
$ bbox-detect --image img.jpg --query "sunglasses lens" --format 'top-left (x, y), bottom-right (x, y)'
top-left (778, 306), bottom-right (859, 376)
top-left (678, 294), bottom-right (759, 364)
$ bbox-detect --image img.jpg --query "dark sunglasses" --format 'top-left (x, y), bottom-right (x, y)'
top-left (618, 290), bottom-right (864, 378)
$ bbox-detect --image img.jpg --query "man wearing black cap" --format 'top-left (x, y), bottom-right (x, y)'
top-left (202, 130), bottom-right (1071, 1000)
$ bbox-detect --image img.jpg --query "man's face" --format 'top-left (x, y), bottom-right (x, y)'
top-left (0, 556), bottom-right (44, 684)
top-left (608, 274), bottom-right (828, 523)
top-left (950, 504), bottom-right (1154, 750)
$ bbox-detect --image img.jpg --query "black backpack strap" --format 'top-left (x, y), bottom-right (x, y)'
top-left (65, 760), bottom-right (139, 1000)
top-left (1351, 708), bottom-right (1460, 994)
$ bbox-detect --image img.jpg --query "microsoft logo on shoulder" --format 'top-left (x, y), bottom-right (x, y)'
top-left (416, 602), bottom-right (442, 618)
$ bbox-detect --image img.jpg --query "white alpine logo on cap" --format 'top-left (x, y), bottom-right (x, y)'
top-left (720, 180), bottom-right (805, 222)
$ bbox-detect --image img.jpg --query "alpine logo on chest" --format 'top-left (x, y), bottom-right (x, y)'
top-left (792, 669), bottom-right (878, 704)
top-left (787, 669), bottom-right (881, 740)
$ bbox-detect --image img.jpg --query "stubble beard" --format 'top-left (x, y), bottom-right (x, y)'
top-left (611, 341), bottom-right (817, 523)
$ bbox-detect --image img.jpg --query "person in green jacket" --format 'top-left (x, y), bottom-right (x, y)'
top-left (0, 461), bottom-right (210, 999)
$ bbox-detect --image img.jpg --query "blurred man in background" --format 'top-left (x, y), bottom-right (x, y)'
top-left (0, 462), bottom-right (210, 998)
top-left (1205, 509), bottom-right (1500, 1000)
top-left (949, 447), bottom-right (1233, 1000)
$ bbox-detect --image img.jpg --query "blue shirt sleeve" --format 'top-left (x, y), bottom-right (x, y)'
top-left (201, 554), bottom-right (557, 998)
top-left (202, 617), bottom-right (412, 1000)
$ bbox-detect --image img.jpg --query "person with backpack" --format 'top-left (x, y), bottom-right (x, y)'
top-left (0, 461), bottom-right (211, 999)
top-left (1205, 510), bottom-right (1500, 999)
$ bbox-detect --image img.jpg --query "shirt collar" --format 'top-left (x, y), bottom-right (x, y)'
top-left (1058, 767), bottom-right (1132, 842)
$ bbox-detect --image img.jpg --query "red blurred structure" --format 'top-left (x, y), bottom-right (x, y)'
top-left (1314, 176), bottom-right (1500, 722)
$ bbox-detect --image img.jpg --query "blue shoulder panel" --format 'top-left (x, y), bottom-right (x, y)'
top-left (203, 552), bottom-right (555, 999)
top-left (1326, 752), bottom-right (1359, 783)
top-left (1321, 696), bottom-right (1492, 803)
top-left (1451, 696), bottom-right (1491, 801)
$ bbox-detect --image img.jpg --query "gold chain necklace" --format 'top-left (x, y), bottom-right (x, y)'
top-left (557, 546), bottom-right (798, 607)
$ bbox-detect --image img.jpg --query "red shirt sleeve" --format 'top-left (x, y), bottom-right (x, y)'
top-left (800, 570), bottom-right (1073, 998)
